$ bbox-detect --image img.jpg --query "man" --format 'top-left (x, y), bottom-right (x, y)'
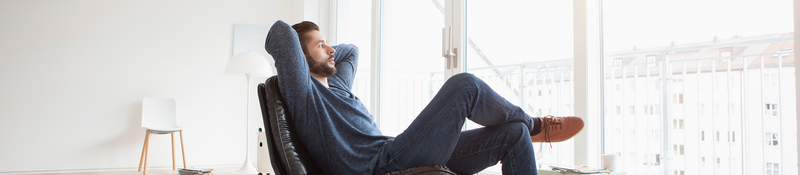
top-left (264, 20), bottom-right (583, 175)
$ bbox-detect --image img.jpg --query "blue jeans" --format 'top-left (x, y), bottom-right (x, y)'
top-left (374, 73), bottom-right (537, 175)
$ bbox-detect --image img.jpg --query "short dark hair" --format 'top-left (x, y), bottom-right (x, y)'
top-left (291, 21), bottom-right (320, 55)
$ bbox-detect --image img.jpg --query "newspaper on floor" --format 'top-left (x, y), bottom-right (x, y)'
top-left (550, 165), bottom-right (611, 174)
top-left (178, 167), bottom-right (213, 175)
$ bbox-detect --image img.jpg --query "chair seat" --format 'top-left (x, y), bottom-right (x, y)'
top-left (144, 127), bottom-right (185, 134)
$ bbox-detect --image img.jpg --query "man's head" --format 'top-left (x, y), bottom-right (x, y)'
top-left (292, 21), bottom-right (336, 77)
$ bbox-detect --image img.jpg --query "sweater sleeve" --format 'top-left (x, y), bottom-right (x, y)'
top-left (264, 20), bottom-right (311, 104)
top-left (329, 44), bottom-right (359, 91)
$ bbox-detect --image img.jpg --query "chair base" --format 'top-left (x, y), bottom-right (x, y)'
top-left (138, 130), bottom-right (187, 175)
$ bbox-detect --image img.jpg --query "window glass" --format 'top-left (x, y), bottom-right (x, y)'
top-left (336, 0), bottom-right (372, 108)
top-left (465, 0), bottom-right (573, 171)
top-left (602, 0), bottom-right (795, 174)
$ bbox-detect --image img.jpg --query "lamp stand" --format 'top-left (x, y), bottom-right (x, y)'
top-left (233, 74), bottom-right (258, 175)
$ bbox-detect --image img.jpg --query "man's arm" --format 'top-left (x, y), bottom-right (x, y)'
top-left (329, 44), bottom-right (359, 91)
top-left (264, 20), bottom-right (311, 103)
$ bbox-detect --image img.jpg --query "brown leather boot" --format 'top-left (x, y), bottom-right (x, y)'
top-left (530, 115), bottom-right (584, 144)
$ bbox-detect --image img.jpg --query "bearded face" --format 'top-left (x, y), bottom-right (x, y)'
top-left (307, 54), bottom-right (337, 77)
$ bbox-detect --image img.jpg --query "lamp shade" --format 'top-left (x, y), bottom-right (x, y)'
top-left (225, 51), bottom-right (271, 75)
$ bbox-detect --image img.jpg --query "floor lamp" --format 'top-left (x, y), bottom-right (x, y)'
top-left (225, 51), bottom-right (271, 175)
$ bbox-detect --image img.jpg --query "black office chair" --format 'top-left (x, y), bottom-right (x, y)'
top-left (257, 76), bottom-right (457, 175)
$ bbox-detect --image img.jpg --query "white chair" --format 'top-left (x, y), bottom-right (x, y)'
top-left (138, 97), bottom-right (187, 174)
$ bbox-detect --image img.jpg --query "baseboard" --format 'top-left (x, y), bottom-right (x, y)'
top-left (0, 164), bottom-right (240, 175)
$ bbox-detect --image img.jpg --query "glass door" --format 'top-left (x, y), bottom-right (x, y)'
top-left (377, 0), bottom-right (446, 136)
top-left (462, 0), bottom-right (575, 172)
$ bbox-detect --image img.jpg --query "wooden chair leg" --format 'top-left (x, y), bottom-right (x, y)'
top-left (138, 130), bottom-right (148, 172)
top-left (172, 132), bottom-right (176, 170)
top-left (180, 131), bottom-right (187, 168)
top-left (143, 130), bottom-right (151, 175)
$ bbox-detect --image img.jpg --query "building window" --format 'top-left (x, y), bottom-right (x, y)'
top-left (630, 105), bottom-right (635, 115)
top-left (647, 55), bottom-right (656, 63)
top-left (616, 83), bottom-right (621, 91)
top-left (716, 131), bottom-right (720, 142)
top-left (671, 119), bottom-right (684, 129)
top-left (701, 157), bottom-right (706, 168)
top-left (764, 73), bottom-right (778, 88)
top-left (716, 158), bottom-right (721, 169)
top-left (673, 144), bottom-right (684, 155)
top-left (701, 131), bottom-right (705, 141)
top-left (765, 103), bottom-right (779, 116)
top-left (732, 131), bottom-right (736, 142)
top-left (673, 93), bottom-right (684, 104)
top-left (616, 106), bottom-right (621, 115)
top-left (766, 133), bottom-right (779, 146)
top-left (654, 80), bottom-right (660, 90)
top-left (673, 145), bottom-right (678, 155)
top-left (629, 81), bottom-right (635, 90)
top-left (700, 103), bottom-right (705, 115)
top-left (727, 131), bottom-right (730, 142)
top-left (766, 162), bottom-right (780, 175)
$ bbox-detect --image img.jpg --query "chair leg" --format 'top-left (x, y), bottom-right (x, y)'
top-left (143, 130), bottom-right (151, 175)
top-left (180, 131), bottom-right (187, 168)
top-left (138, 130), bottom-right (148, 172)
top-left (172, 132), bottom-right (176, 170)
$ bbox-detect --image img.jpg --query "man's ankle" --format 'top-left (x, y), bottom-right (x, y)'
top-left (530, 117), bottom-right (542, 136)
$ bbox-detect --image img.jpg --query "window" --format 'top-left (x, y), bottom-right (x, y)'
top-left (673, 120), bottom-right (677, 129)
top-left (630, 105), bottom-right (635, 115)
top-left (766, 103), bottom-right (779, 116)
top-left (672, 144), bottom-right (684, 155)
top-left (673, 93), bottom-right (683, 104)
top-left (335, 0), bottom-right (372, 109)
top-left (701, 157), bottom-right (706, 168)
top-left (629, 81), bottom-right (635, 90)
top-left (700, 103), bottom-right (705, 115)
top-left (647, 55), bottom-right (657, 65)
top-left (701, 131), bottom-right (705, 141)
top-left (673, 145), bottom-right (677, 155)
top-left (766, 133), bottom-right (779, 146)
top-left (600, 1), bottom-right (796, 175)
top-left (654, 79), bottom-right (660, 90)
top-left (672, 119), bottom-right (684, 129)
top-left (766, 162), bottom-right (780, 175)
top-left (727, 131), bottom-right (730, 142)
top-left (764, 73), bottom-right (778, 88)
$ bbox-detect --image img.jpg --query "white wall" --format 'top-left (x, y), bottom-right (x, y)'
top-left (0, 0), bottom-right (313, 173)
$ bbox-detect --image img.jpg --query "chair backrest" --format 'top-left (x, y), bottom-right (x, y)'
top-left (142, 97), bottom-right (179, 129)
top-left (258, 76), bottom-right (323, 175)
